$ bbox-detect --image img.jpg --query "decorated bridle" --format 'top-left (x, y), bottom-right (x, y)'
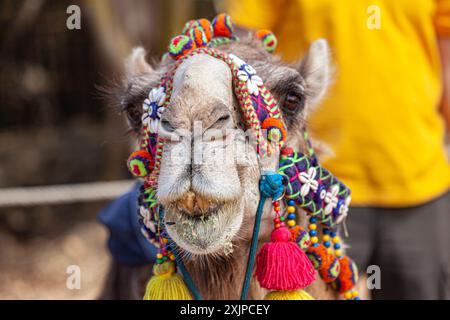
top-left (126, 14), bottom-right (360, 300)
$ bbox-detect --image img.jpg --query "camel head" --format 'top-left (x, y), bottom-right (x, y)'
top-left (119, 36), bottom-right (331, 259)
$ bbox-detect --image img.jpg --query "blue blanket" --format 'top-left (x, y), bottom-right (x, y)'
top-left (97, 182), bottom-right (157, 265)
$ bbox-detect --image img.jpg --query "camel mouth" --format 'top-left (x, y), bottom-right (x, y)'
top-left (164, 200), bottom-right (244, 256)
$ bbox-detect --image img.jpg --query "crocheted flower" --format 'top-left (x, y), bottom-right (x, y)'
top-left (324, 185), bottom-right (340, 215)
top-left (299, 167), bottom-right (319, 197)
top-left (142, 87), bottom-right (166, 133)
top-left (229, 54), bottom-right (263, 96)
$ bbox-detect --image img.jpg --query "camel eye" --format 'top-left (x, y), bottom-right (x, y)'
top-left (160, 118), bottom-right (175, 133)
top-left (283, 91), bottom-right (305, 114)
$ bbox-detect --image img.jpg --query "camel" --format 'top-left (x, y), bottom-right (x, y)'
top-left (102, 32), bottom-right (343, 300)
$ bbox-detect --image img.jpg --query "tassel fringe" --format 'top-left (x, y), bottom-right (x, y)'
top-left (265, 289), bottom-right (315, 300)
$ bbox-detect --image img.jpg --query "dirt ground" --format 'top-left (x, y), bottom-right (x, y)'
top-left (0, 209), bottom-right (111, 300)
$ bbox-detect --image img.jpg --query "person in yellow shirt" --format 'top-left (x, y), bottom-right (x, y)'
top-left (226, 0), bottom-right (450, 299)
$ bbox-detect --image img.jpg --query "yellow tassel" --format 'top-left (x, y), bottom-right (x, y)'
top-left (264, 289), bottom-right (315, 300)
top-left (143, 261), bottom-right (192, 300)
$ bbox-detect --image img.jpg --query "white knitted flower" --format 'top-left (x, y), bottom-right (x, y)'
top-left (229, 54), bottom-right (263, 96)
top-left (299, 167), bottom-right (319, 197)
top-left (139, 206), bottom-right (156, 233)
top-left (142, 86), bottom-right (166, 133)
top-left (324, 185), bottom-right (340, 215)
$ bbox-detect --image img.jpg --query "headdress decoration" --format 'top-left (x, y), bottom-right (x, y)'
top-left (127, 13), bottom-right (360, 301)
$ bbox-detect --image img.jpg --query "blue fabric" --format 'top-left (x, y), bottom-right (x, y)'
top-left (97, 182), bottom-right (157, 266)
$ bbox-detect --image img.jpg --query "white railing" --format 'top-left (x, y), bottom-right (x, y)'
top-left (0, 180), bottom-right (134, 207)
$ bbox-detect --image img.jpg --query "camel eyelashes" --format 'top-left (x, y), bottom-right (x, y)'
top-left (217, 114), bottom-right (231, 122)
top-left (213, 114), bottom-right (231, 126)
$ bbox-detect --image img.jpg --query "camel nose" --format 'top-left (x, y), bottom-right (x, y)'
top-left (176, 191), bottom-right (219, 216)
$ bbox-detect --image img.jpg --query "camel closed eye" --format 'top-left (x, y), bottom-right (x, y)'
top-left (208, 113), bottom-right (231, 130)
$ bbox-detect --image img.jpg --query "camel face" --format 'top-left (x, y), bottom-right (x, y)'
top-left (157, 54), bottom-right (247, 255)
top-left (121, 38), bottom-right (331, 261)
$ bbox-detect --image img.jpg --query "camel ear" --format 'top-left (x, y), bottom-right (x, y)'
top-left (118, 47), bottom-right (158, 133)
top-left (125, 47), bottom-right (154, 77)
top-left (298, 39), bottom-right (331, 111)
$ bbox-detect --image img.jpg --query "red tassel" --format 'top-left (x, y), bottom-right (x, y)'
top-left (255, 226), bottom-right (315, 290)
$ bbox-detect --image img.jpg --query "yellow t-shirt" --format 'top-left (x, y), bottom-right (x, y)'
top-left (227, 0), bottom-right (450, 206)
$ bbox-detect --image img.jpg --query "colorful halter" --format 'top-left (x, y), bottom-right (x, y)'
top-left (127, 14), bottom-right (360, 301)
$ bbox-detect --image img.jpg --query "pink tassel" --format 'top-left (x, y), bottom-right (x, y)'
top-left (256, 226), bottom-right (315, 290)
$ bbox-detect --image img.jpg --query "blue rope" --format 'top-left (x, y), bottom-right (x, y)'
top-left (240, 172), bottom-right (284, 300)
top-left (240, 193), bottom-right (266, 300)
top-left (159, 172), bottom-right (283, 301)
top-left (158, 207), bottom-right (203, 300)
top-left (168, 238), bottom-right (203, 300)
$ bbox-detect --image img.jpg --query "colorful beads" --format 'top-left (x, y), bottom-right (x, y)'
top-left (254, 29), bottom-right (278, 53)
top-left (212, 13), bottom-right (233, 38)
top-left (285, 201), bottom-right (297, 228)
top-left (168, 35), bottom-right (196, 60)
top-left (127, 150), bottom-right (154, 177)
top-left (343, 290), bottom-right (360, 300)
top-left (153, 260), bottom-right (175, 275)
top-left (287, 219), bottom-right (296, 227)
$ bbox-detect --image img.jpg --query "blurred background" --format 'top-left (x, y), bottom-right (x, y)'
top-left (0, 0), bottom-right (219, 299)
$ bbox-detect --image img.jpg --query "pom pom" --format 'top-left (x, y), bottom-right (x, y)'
top-left (212, 13), bottom-right (233, 38)
top-left (289, 226), bottom-right (311, 250)
top-left (306, 244), bottom-right (328, 270)
top-left (143, 261), bottom-right (192, 300)
top-left (332, 256), bottom-right (359, 293)
top-left (189, 26), bottom-right (208, 47)
top-left (168, 35), bottom-right (196, 60)
top-left (195, 18), bottom-right (213, 41)
top-left (255, 226), bottom-right (315, 290)
top-left (265, 289), bottom-right (314, 300)
top-left (182, 20), bottom-right (197, 35)
top-left (182, 19), bottom-right (212, 41)
top-left (127, 150), bottom-right (154, 177)
top-left (262, 117), bottom-right (286, 143)
top-left (281, 147), bottom-right (294, 156)
top-left (318, 254), bottom-right (341, 283)
top-left (255, 29), bottom-right (278, 53)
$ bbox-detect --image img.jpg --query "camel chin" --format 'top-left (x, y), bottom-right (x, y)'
top-left (164, 199), bottom-right (244, 257)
